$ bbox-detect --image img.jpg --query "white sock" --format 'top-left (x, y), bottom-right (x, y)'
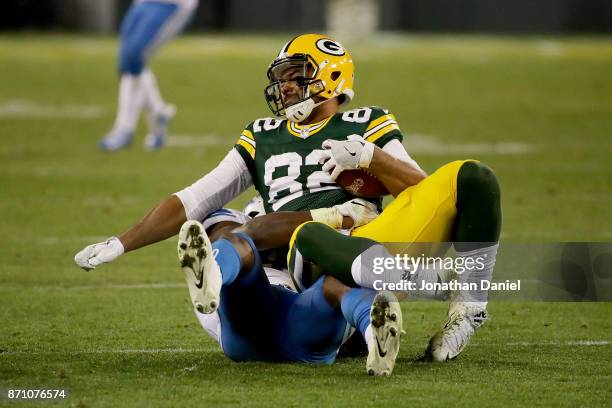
top-left (455, 243), bottom-right (499, 305)
top-left (364, 325), bottom-right (373, 349)
top-left (141, 69), bottom-right (167, 115)
top-left (113, 74), bottom-right (145, 132)
top-left (351, 244), bottom-right (404, 289)
top-left (350, 244), bottom-right (450, 300)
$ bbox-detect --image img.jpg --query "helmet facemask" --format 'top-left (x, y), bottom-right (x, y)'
top-left (264, 54), bottom-right (326, 123)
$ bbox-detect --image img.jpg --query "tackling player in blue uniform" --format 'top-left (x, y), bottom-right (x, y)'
top-left (100, 0), bottom-right (198, 151)
top-left (179, 207), bottom-right (403, 375)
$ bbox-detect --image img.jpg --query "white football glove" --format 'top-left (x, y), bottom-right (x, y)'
top-left (74, 237), bottom-right (125, 271)
top-left (310, 198), bottom-right (379, 229)
top-left (334, 198), bottom-right (379, 228)
top-left (320, 134), bottom-right (375, 180)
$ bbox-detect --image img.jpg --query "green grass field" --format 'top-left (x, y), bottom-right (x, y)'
top-left (1, 34), bottom-right (611, 407)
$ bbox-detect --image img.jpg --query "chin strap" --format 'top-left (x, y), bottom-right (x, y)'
top-left (286, 99), bottom-right (316, 123)
top-left (286, 97), bottom-right (338, 123)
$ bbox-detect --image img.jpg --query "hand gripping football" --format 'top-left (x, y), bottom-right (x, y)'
top-left (336, 169), bottom-right (389, 198)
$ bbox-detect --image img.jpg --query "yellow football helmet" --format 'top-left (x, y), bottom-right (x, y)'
top-left (265, 33), bottom-right (355, 122)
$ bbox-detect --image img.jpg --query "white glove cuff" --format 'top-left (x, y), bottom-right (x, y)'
top-left (359, 142), bottom-right (375, 169)
top-left (108, 236), bottom-right (126, 255)
top-left (310, 208), bottom-right (343, 229)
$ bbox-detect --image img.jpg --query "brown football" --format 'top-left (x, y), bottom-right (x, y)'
top-left (336, 169), bottom-right (389, 198)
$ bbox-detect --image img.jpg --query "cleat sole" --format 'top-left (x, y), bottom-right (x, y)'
top-left (366, 291), bottom-right (403, 376)
top-left (177, 220), bottom-right (221, 315)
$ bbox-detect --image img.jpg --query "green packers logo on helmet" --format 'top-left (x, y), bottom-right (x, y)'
top-left (315, 39), bottom-right (346, 56)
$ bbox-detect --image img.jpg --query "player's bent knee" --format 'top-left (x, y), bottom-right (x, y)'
top-left (288, 221), bottom-right (329, 257)
top-left (458, 161), bottom-right (500, 197)
top-left (431, 159), bottom-right (477, 187)
top-left (118, 44), bottom-right (146, 75)
top-left (288, 222), bottom-right (330, 292)
top-left (217, 231), bottom-right (242, 246)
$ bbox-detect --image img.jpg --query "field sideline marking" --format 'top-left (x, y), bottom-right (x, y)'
top-left (2, 341), bottom-right (609, 356)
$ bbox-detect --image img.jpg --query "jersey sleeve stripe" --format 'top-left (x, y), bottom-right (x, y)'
top-left (365, 123), bottom-right (400, 143)
top-left (241, 130), bottom-right (255, 141)
top-left (365, 114), bottom-right (397, 132)
top-left (237, 139), bottom-right (255, 158)
top-left (364, 119), bottom-right (398, 139)
top-left (239, 135), bottom-right (256, 148)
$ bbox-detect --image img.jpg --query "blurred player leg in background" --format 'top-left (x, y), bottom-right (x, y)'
top-left (100, 0), bottom-right (198, 151)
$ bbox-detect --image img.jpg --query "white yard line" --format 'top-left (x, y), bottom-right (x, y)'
top-left (3, 341), bottom-right (609, 356)
top-left (66, 283), bottom-right (186, 290)
top-left (0, 99), bottom-right (104, 119)
top-left (166, 133), bottom-right (228, 147)
top-left (535, 41), bottom-right (566, 57)
top-left (2, 348), bottom-right (207, 355)
top-left (38, 236), bottom-right (109, 244)
top-left (477, 340), bottom-right (611, 347)
top-left (405, 134), bottom-right (534, 155)
top-left (165, 133), bottom-right (535, 155)
top-left (0, 283), bottom-right (186, 291)
top-left (67, 283), bottom-right (187, 290)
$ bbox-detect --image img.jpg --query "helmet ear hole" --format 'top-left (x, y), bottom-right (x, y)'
top-left (330, 71), bottom-right (341, 81)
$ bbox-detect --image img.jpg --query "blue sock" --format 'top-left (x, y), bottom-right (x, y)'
top-left (340, 288), bottom-right (376, 338)
top-left (212, 239), bottom-right (241, 285)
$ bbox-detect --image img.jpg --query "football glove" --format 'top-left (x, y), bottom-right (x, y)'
top-left (320, 135), bottom-right (375, 180)
top-left (310, 198), bottom-right (378, 229)
top-left (74, 237), bottom-right (125, 271)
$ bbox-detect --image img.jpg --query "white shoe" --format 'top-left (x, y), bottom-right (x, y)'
top-left (427, 302), bottom-right (488, 362)
top-left (144, 104), bottom-right (176, 150)
top-left (99, 129), bottom-right (134, 151)
top-left (366, 291), bottom-right (405, 376)
top-left (177, 220), bottom-right (221, 314)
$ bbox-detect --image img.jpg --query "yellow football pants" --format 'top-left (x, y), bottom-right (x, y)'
top-left (351, 160), bottom-right (472, 254)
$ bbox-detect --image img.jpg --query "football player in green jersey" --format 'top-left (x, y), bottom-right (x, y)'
top-left (74, 32), bottom-right (425, 277)
top-left (75, 33), bottom-right (429, 373)
top-left (233, 34), bottom-right (425, 213)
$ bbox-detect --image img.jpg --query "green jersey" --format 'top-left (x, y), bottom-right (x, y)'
top-left (234, 106), bottom-right (403, 213)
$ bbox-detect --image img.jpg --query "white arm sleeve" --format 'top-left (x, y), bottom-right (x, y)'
top-left (381, 138), bottom-right (423, 172)
top-left (174, 149), bottom-right (253, 221)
